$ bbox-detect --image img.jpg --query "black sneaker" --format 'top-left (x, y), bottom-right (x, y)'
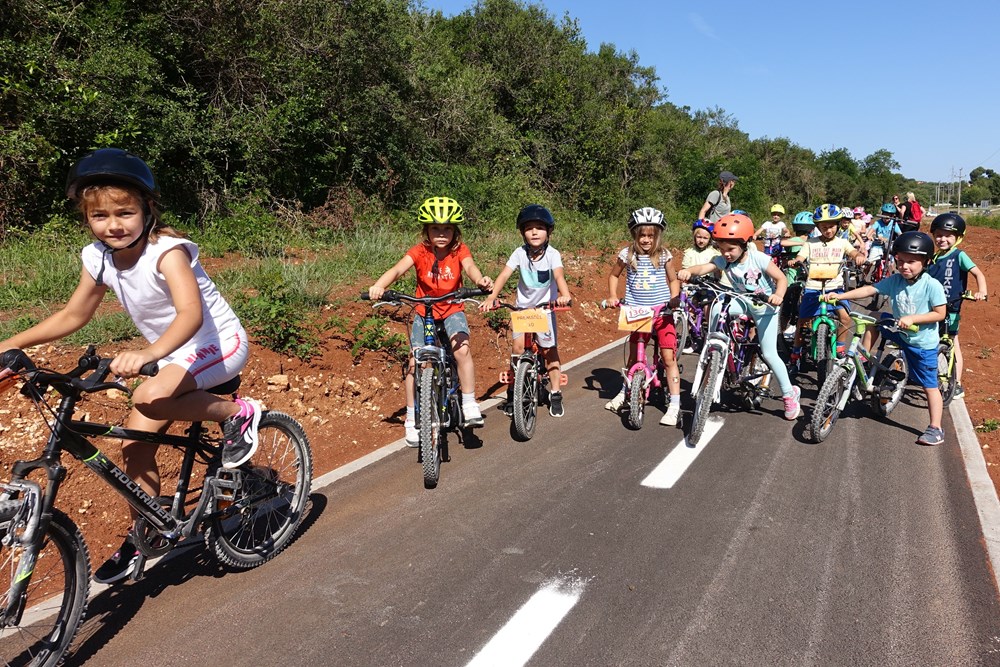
top-left (549, 391), bottom-right (564, 418)
top-left (502, 387), bottom-right (514, 417)
top-left (93, 538), bottom-right (139, 584)
top-left (221, 397), bottom-right (262, 468)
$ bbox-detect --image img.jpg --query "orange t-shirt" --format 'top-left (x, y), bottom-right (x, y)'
top-left (406, 242), bottom-right (472, 319)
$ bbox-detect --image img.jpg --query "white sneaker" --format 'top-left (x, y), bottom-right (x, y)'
top-left (783, 324), bottom-right (796, 336)
top-left (660, 402), bottom-right (680, 426)
top-left (605, 391), bottom-right (625, 412)
top-left (682, 345), bottom-right (694, 355)
top-left (462, 402), bottom-right (485, 427)
top-left (404, 421), bottom-right (419, 447)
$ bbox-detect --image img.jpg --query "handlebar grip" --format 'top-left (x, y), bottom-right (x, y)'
top-left (139, 362), bottom-right (159, 377)
top-left (359, 291), bottom-right (371, 300)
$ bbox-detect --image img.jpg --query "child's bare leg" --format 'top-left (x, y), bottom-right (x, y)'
top-left (452, 332), bottom-right (475, 395)
top-left (543, 345), bottom-right (561, 388)
top-left (837, 308), bottom-right (853, 349)
top-left (130, 365), bottom-right (239, 424)
top-left (955, 335), bottom-right (964, 384)
top-left (659, 346), bottom-right (680, 397)
top-left (926, 387), bottom-right (943, 429)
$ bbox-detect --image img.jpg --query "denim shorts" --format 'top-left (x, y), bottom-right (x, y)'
top-left (881, 325), bottom-right (939, 389)
top-left (410, 311), bottom-right (470, 348)
top-left (799, 288), bottom-right (846, 319)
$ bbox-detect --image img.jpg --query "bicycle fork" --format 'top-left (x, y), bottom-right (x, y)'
top-left (0, 479), bottom-right (45, 626)
top-left (691, 333), bottom-right (729, 405)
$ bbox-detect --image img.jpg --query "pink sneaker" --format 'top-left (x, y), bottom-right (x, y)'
top-left (783, 386), bottom-right (801, 420)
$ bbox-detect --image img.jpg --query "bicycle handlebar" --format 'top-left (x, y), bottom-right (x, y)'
top-left (489, 300), bottom-right (572, 312)
top-left (1, 345), bottom-right (158, 399)
top-left (361, 287), bottom-right (490, 305)
top-left (685, 275), bottom-right (770, 306)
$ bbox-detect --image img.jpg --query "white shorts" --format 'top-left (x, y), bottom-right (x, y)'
top-left (160, 327), bottom-right (249, 390)
top-left (512, 311), bottom-right (558, 349)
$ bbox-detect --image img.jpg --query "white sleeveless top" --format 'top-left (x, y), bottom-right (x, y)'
top-left (81, 237), bottom-right (242, 346)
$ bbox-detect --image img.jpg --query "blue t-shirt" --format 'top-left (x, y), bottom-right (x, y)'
top-left (874, 272), bottom-right (946, 349)
top-left (711, 247), bottom-right (775, 297)
top-left (870, 219), bottom-right (901, 244)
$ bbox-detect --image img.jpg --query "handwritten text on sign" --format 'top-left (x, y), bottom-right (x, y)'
top-left (510, 309), bottom-right (551, 334)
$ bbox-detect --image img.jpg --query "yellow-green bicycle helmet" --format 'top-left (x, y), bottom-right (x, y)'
top-left (418, 196), bottom-right (464, 224)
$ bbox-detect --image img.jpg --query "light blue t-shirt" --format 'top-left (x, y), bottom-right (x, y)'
top-left (874, 271), bottom-right (946, 349)
top-left (506, 245), bottom-right (563, 308)
top-left (711, 247), bottom-right (775, 297)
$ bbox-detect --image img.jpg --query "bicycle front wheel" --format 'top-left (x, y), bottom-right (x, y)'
top-left (673, 308), bottom-right (689, 355)
top-left (690, 348), bottom-right (722, 445)
top-left (0, 502), bottom-right (89, 667)
top-left (938, 343), bottom-right (956, 407)
top-left (626, 370), bottom-right (646, 430)
top-left (814, 321), bottom-right (833, 384)
top-left (512, 358), bottom-right (538, 441)
top-left (206, 411), bottom-right (313, 568)
top-left (810, 363), bottom-right (854, 443)
top-left (418, 367), bottom-right (441, 489)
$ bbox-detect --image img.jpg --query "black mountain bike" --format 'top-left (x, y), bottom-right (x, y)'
top-left (363, 287), bottom-right (487, 489)
top-left (0, 347), bottom-right (312, 667)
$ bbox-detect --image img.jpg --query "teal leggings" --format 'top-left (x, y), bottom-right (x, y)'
top-left (708, 296), bottom-right (794, 398)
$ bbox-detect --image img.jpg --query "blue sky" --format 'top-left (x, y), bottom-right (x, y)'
top-left (421, 0), bottom-right (1000, 183)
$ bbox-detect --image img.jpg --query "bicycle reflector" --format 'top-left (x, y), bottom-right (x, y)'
top-left (0, 367), bottom-right (18, 393)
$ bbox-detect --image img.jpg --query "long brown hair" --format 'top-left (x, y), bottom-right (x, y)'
top-left (625, 224), bottom-right (668, 271)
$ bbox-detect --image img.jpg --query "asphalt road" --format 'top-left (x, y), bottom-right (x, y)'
top-left (67, 345), bottom-right (1000, 666)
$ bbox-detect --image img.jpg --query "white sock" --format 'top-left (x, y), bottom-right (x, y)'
top-left (405, 406), bottom-right (415, 425)
top-left (669, 395), bottom-right (680, 407)
top-left (462, 392), bottom-right (476, 406)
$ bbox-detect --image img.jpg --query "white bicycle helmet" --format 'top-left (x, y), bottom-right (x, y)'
top-left (628, 207), bottom-right (666, 231)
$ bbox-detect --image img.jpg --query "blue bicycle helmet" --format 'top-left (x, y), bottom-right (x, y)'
top-left (792, 211), bottom-right (815, 234)
top-left (880, 202), bottom-right (897, 215)
top-left (692, 218), bottom-right (714, 232)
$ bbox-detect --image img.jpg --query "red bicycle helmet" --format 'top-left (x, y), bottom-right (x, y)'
top-left (711, 213), bottom-right (754, 242)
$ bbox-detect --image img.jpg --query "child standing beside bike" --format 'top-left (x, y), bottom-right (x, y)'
top-left (925, 213), bottom-right (989, 398)
top-left (678, 213), bottom-right (802, 420)
top-left (368, 196), bottom-right (493, 445)
top-left (788, 204), bottom-right (867, 369)
top-left (825, 231), bottom-right (948, 445)
top-left (480, 205), bottom-right (572, 417)
top-left (605, 208), bottom-right (682, 426)
top-left (0, 148), bottom-right (262, 584)
top-left (682, 219), bottom-right (721, 269)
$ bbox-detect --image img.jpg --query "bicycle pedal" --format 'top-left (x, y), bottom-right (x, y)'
top-left (499, 370), bottom-right (513, 384)
top-left (212, 469), bottom-right (243, 502)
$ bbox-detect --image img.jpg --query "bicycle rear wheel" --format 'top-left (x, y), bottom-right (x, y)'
top-left (626, 370), bottom-right (646, 430)
top-left (205, 411), bottom-right (313, 568)
top-left (0, 502), bottom-right (89, 667)
top-left (512, 358), bottom-right (538, 441)
top-left (871, 350), bottom-right (908, 416)
top-left (938, 343), bottom-right (956, 407)
top-left (418, 367), bottom-right (441, 489)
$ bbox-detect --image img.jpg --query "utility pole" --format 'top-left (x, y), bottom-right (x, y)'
top-left (958, 168), bottom-right (963, 211)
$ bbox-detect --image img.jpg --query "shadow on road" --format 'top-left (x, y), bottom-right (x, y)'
top-left (64, 492), bottom-right (328, 666)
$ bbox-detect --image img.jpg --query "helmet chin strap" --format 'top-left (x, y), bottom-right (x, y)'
top-left (93, 212), bottom-right (154, 286)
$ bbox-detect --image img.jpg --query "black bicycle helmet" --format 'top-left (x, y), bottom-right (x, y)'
top-left (929, 212), bottom-right (966, 236)
top-left (891, 230), bottom-right (935, 257)
top-left (66, 148), bottom-right (159, 200)
top-left (516, 204), bottom-right (555, 231)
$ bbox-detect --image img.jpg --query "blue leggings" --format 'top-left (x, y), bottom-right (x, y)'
top-left (709, 297), bottom-right (794, 397)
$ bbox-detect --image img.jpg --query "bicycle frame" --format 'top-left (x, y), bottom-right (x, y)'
top-left (691, 290), bottom-right (770, 406)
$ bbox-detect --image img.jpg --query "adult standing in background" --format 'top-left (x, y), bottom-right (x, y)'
top-left (899, 191), bottom-right (922, 232)
top-left (697, 171), bottom-right (737, 223)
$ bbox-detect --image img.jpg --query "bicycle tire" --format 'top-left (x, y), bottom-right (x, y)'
top-left (871, 350), bottom-right (908, 416)
top-left (512, 358), bottom-right (538, 441)
top-left (938, 343), bottom-right (956, 407)
top-left (690, 348), bottom-right (722, 445)
top-left (418, 367), bottom-right (441, 489)
top-left (0, 502), bottom-right (90, 667)
top-left (205, 411), bottom-right (313, 567)
top-left (809, 363), bottom-right (854, 443)
top-left (814, 321), bottom-right (833, 384)
top-left (673, 308), bottom-right (689, 355)
top-left (626, 369), bottom-right (646, 430)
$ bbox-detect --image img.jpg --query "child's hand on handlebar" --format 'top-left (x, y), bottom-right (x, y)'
top-left (602, 298), bottom-right (620, 309)
top-left (767, 293), bottom-right (783, 307)
top-left (111, 349), bottom-right (158, 378)
top-left (677, 269), bottom-right (691, 282)
top-left (820, 293), bottom-right (840, 304)
top-left (898, 315), bottom-right (916, 330)
top-left (556, 295), bottom-right (572, 307)
top-left (477, 276), bottom-right (494, 292)
top-left (478, 297), bottom-right (499, 312)
top-left (368, 285), bottom-right (385, 301)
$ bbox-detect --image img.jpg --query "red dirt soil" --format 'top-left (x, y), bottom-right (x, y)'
top-left (2, 232), bottom-right (999, 565)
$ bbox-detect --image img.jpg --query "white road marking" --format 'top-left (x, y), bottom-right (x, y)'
top-left (466, 579), bottom-right (584, 667)
top-left (640, 417), bottom-right (725, 489)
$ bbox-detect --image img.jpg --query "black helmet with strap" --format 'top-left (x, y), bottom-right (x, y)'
top-left (929, 212), bottom-right (966, 236)
top-left (516, 204), bottom-right (555, 231)
top-left (891, 230), bottom-right (935, 257)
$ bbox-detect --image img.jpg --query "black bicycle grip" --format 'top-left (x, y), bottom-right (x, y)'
top-left (359, 291), bottom-right (370, 300)
top-left (139, 361), bottom-right (159, 377)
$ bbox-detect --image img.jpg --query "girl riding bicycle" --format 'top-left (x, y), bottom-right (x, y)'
top-left (0, 148), bottom-right (261, 584)
top-left (605, 207), bottom-right (682, 426)
top-left (480, 204), bottom-right (572, 417)
top-left (678, 213), bottom-right (802, 420)
top-left (368, 196), bottom-right (493, 445)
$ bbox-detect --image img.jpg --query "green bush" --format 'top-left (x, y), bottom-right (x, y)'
top-left (351, 316), bottom-right (408, 363)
